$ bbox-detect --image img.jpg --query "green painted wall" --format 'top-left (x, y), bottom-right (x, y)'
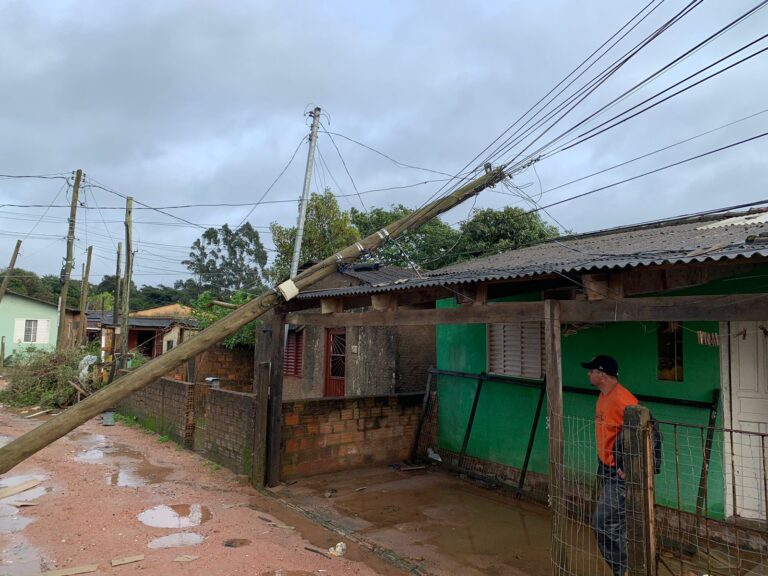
top-left (0, 293), bottom-right (59, 358)
top-left (436, 295), bottom-right (725, 517)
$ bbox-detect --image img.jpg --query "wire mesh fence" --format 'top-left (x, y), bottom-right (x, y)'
top-left (414, 370), bottom-right (768, 575)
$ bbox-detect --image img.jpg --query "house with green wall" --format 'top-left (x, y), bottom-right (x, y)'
top-left (0, 291), bottom-right (59, 360)
top-left (289, 207), bottom-right (768, 542)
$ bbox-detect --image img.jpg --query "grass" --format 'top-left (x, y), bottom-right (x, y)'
top-left (158, 435), bottom-right (170, 443)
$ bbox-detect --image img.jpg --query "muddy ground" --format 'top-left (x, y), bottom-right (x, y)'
top-left (0, 403), bottom-right (406, 576)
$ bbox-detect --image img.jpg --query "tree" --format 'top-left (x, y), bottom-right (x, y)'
top-left (269, 189), bottom-right (360, 283)
top-left (0, 268), bottom-right (55, 303)
top-left (182, 223), bottom-right (268, 298)
top-left (88, 291), bottom-right (114, 311)
top-left (189, 290), bottom-right (260, 348)
top-left (350, 204), bottom-right (461, 270)
top-left (455, 206), bottom-right (559, 262)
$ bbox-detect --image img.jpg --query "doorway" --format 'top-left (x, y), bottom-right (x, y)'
top-left (324, 328), bottom-right (346, 397)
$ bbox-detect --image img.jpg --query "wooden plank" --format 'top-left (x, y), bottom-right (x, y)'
top-left (623, 405), bottom-right (656, 576)
top-left (251, 361), bottom-right (270, 488)
top-left (266, 313), bottom-right (286, 487)
top-left (458, 376), bottom-right (484, 469)
top-left (583, 274), bottom-right (609, 301)
top-left (287, 301), bottom-right (544, 327)
top-left (561, 294), bottom-right (768, 322)
top-left (371, 293), bottom-right (397, 311)
top-left (544, 300), bottom-right (568, 575)
top-left (0, 479), bottom-right (40, 500)
top-left (110, 555), bottom-right (144, 567)
top-left (41, 565), bottom-right (98, 576)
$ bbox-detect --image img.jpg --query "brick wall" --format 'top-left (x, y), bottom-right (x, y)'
top-left (280, 394), bottom-right (423, 479)
top-left (167, 344), bottom-right (254, 392)
top-left (116, 376), bottom-right (195, 446)
top-left (202, 388), bottom-right (258, 475)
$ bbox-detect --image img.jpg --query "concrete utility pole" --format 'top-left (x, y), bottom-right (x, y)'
top-left (0, 239), bottom-right (22, 306)
top-left (108, 242), bottom-right (122, 383)
top-left (77, 246), bottom-right (93, 346)
top-left (120, 198), bottom-right (133, 368)
top-left (0, 166), bottom-right (507, 474)
top-left (57, 169), bottom-right (82, 350)
top-left (289, 106), bottom-right (322, 278)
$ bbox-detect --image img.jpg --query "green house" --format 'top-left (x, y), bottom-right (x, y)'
top-left (0, 291), bottom-right (59, 360)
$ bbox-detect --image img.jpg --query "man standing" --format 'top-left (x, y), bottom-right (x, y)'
top-left (581, 355), bottom-right (637, 576)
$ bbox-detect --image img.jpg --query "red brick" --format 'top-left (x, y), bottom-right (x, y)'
top-left (285, 439), bottom-right (299, 453)
top-left (284, 413), bottom-right (300, 426)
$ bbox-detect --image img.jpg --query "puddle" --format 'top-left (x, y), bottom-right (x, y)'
top-left (0, 435), bottom-right (15, 447)
top-left (73, 438), bottom-right (172, 487)
top-left (0, 474), bottom-right (49, 506)
top-left (138, 504), bottom-right (212, 528)
top-left (148, 533), bottom-right (204, 549)
top-left (223, 538), bottom-right (251, 548)
top-left (272, 572), bottom-right (314, 576)
top-left (0, 505), bottom-right (34, 534)
top-left (0, 537), bottom-right (46, 575)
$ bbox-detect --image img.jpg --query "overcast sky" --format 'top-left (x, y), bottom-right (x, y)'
top-left (1, 1), bottom-right (766, 288)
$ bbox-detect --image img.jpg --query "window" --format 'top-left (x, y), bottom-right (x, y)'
top-left (166, 340), bottom-right (174, 352)
top-left (488, 321), bottom-right (545, 379)
top-left (658, 321), bottom-right (684, 381)
top-left (24, 320), bottom-right (38, 343)
top-left (283, 330), bottom-right (303, 376)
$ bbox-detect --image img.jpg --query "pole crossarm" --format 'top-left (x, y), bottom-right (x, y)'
top-left (0, 166), bottom-right (507, 474)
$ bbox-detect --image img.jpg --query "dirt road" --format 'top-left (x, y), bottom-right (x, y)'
top-left (0, 405), bottom-right (404, 576)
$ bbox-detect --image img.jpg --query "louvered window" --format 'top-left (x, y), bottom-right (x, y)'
top-left (284, 330), bottom-right (304, 376)
top-left (488, 321), bottom-right (545, 379)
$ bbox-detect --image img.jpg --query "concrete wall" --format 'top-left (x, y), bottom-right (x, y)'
top-left (280, 394), bottom-right (423, 479)
top-left (0, 293), bottom-right (59, 358)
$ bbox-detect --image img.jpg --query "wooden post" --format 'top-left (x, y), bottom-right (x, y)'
top-left (0, 336), bottom-right (5, 369)
top-left (0, 167), bottom-right (506, 475)
top-left (77, 246), bottom-right (93, 346)
top-left (57, 170), bottom-right (81, 350)
top-left (252, 361), bottom-right (271, 488)
top-left (623, 404), bottom-right (657, 576)
top-left (458, 374), bottom-right (484, 469)
top-left (266, 313), bottom-right (286, 487)
top-left (0, 239), bottom-right (22, 306)
top-left (120, 198), bottom-right (133, 367)
top-left (108, 243), bottom-right (122, 383)
top-left (544, 299), bottom-right (568, 575)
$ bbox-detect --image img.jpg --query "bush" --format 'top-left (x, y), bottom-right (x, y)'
top-left (0, 346), bottom-right (100, 408)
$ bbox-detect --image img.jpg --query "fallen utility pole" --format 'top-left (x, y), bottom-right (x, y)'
top-left (77, 246), bottom-right (93, 346)
top-left (0, 166), bottom-right (507, 475)
top-left (0, 239), bottom-right (22, 306)
top-left (57, 169), bottom-right (82, 350)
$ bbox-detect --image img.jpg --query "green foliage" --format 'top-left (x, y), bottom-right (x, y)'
top-left (183, 222), bottom-right (268, 298)
top-left (157, 435), bottom-right (170, 443)
top-left (269, 189), bottom-right (360, 283)
top-left (190, 290), bottom-right (260, 348)
top-left (0, 347), bottom-right (99, 407)
top-left (204, 460), bottom-right (222, 471)
top-left (88, 291), bottom-right (114, 311)
top-left (455, 206), bottom-right (559, 260)
top-left (115, 413), bottom-right (140, 427)
top-left (350, 204), bottom-right (461, 270)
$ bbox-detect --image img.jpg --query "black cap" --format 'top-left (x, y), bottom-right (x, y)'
top-left (580, 355), bottom-right (619, 377)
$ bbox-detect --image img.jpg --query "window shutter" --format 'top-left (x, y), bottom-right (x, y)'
top-left (36, 319), bottom-right (50, 344)
top-left (13, 319), bottom-right (25, 343)
top-left (283, 331), bottom-right (304, 376)
top-left (488, 321), bottom-right (544, 379)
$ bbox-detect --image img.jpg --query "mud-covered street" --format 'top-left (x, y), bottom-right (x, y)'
top-left (0, 403), bottom-right (405, 576)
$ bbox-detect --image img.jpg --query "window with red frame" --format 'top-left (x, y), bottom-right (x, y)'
top-left (284, 330), bottom-right (304, 376)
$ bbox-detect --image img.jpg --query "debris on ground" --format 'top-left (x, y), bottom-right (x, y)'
top-left (41, 564), bottom-right (98, 576)
top-left (174, 554), bottom-right (199, 563)
top-left (323, 488), bottom-right (337, 498)
top-left (328, 542), bottom-right (347, 557)
top-left (0, 478), bottom-right (41, 499)
top-left (110, 554), bottom-right (144, 567)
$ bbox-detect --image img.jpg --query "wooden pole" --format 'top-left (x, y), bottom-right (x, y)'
top-left (120, 198), bottom-right (133, 367)
top-left (0, 239), bottom-right (22, 306)
top-left (623, 404), bottom-right (657, 576)
top-left (77, 246), bottom-right (93, 346)
top-left (252, 360), bottom-right (271, 488)
top-left (108, 242), bottom-right (122, 383)
top-left (0, 336), bottom-right (5, 369)
top-left (57, 170), bottom-right (81, 350)
top-left (0, 166), bottom-right (506, 475)
top-left (544, 299), bottom-right (568, 576)
top-left (266, 313), bottom-right (286, 486)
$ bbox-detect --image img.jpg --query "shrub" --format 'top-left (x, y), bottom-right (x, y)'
top-left (0, 347), bottom-right (100, 408)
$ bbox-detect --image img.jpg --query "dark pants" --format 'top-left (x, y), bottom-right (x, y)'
top-left (593, 465), bottom-right (627, 576)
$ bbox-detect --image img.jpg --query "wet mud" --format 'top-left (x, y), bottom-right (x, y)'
top-left (73, 433), bottom-right (172, 487)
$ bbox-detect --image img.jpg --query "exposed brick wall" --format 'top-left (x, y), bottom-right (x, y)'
top-left (280, 394), bottom-right (423, 480)
top-left (202, 388), bottom-right (258, 475)
top-left (395, 325), bottom-right (435, 394)
top-left (116, 376), bottom-right (195, 446)
top-left (167, 345), bottom-right (254, 392)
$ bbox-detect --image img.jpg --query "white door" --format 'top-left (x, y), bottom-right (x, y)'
top-left (724, 321), bottom-right (768, 520)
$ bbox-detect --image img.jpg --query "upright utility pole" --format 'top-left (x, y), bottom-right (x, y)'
top-left (120, 197), bottom-right (133, 368)
top-left (77, 246), bottom-right (93, 346)
top-left (57, 169), bottom-right (82, 350)
top-left (289, 106), bottom-right (321, 278)
top-left (0, 239), bottom-right (22, 306)
top-left (108, 242), bottom-right (122, 382)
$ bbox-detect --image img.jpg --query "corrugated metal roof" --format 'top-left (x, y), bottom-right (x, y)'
top-left (338, 265), bottom-right (418, 286)
top-left (296, 209), bottom-right (768, 300)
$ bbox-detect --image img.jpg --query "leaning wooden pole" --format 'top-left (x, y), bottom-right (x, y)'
top-left (0, 239), bottom-right (22, 306)
top-left (0, 167), bottom-right (507, 474)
